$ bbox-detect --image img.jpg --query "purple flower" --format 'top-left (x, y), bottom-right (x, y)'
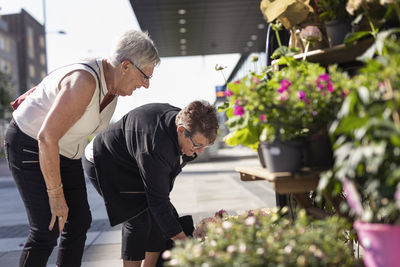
top-left (233, 105), bottom-right (245, 116)
top-left (298, 90), bottom-right (306, 100)
top-left (342, 178), bottom-right (363, 216)
top-left (225, 90), bottom-right (233, 97)
top-left (395, 188), bottom-right (400, 210)
top-left (311, 111), bottom-right (318, 117)
top-left (260, 114), bottom-right (266, 122)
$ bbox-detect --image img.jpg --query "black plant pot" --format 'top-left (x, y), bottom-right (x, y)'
top-left (260, 140), bottom-right (304, 173)
top-left (303, 134), bottom-right (333, 168)
top-left (257, 143), bottom-right (267, 168)
top-left (325, 20), bottom-right (351, 47)
top-left (303, 133), bottom-right (333, 169)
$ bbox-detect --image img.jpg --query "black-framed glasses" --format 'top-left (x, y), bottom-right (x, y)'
top-left (184, 129), bottom-right (204, 149)
top-left (129, 60), bottom-right (152, 80)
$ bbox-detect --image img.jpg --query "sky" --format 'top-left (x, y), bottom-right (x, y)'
top-left (1, 0), bottom-right (240, 120)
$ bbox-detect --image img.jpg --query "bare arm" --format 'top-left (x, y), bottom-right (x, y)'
top-left (37, 70), bottom-right (96, 232)
top-left (171, 231), bottom-right (187, 241)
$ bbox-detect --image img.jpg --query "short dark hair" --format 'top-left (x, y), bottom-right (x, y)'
top-left (176, 100), bottom-right (219, 144)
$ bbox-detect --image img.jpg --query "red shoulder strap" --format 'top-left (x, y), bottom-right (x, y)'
top-left (10, 87), bottom-right (36, 110)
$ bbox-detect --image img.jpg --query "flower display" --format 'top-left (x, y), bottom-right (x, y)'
top-left (219, 56), bottom-right (354, 149)
top-left (166, 208), bottom-right (357, 266)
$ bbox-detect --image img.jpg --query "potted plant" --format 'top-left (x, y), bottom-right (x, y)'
top-left (220, 53), bottom-right (352, 172)
top-left (164, 208), bottom-right (358, 266)
top-left (315, 0), bottom-right (353, 47)
top-left (319, 31), bottom-right (400, 267)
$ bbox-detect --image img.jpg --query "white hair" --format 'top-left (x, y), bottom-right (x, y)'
top-left (109, 30), bottom-right (160, 68)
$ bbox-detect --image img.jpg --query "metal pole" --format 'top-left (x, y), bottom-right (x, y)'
top-left (42, 0), bottom-right (48, 73)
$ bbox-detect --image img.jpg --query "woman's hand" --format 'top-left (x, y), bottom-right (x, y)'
top-left (48, 190), bottom-right (69, 232)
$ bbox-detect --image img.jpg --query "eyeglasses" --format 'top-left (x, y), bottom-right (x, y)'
top-left (184, 129), bottom-right (204, 149)
top-left (129, 60), bottom-right (152, 80)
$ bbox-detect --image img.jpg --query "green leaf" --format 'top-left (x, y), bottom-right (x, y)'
top-left (336, 116), bottom-right (369, 135)
top-left (344, 31), bottom-right (373, 44)
top-left (217, 102), bottom-right (229, 111)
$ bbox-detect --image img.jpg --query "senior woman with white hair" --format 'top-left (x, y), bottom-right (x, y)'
top-left (4, 29), bottom-right (160, 267)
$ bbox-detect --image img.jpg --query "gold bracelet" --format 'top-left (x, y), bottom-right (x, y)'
top-left (46, 184), bottom-right (63, 193)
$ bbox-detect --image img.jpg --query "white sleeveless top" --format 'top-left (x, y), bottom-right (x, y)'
top-left (13, 58), bottom-right (118, 159)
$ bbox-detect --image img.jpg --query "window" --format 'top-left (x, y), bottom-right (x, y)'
top-left (26, 27), bottom-right (35, 59)
top-left (0, 59), bottom-right (11, 74)
top-left (29, 64), bottom-right (36, 78)
top-left (0, 34), bottom-right (5, 51)
top-left (40, 53), bottom-right (46, 66)
top-left (39, 35), bottom-right (45, 48)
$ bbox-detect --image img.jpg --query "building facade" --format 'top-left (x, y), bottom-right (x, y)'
top-left (0, 17), bottom-right (19, 98)
top-left (3, 9), bottom-right (47, 95)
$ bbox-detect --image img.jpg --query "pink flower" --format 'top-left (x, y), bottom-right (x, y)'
top-left (278, 93), bottom-right (288, 102)
top-left (234, 80), bottom-right (240, 84)
top-left (252, 77), bottom-right (261, 84)
top-left (300, 26), bottom-right (322, 42)
top-left (280, 79), bottom-right (292, 89)
top-left (319, 73), bottom-right (330, 82)
top-left (342, 178), bottom-right (364, 216)
top-left (260, 114), bottom-right (266, 122)
top-left (298, 90), bottom-right (306, 100)
top-left (278, 86), bottom-right (288, 94)
top-left (327, 82), bottom-right (334, 92)
top-left (215, 209), bottom-right (228, 218)
top-left (233, 105), bottom-right (245, 116)
top-left (316, 83), bottom-right (325, 90)
top-left (225, 90), bottom-right (233, 97)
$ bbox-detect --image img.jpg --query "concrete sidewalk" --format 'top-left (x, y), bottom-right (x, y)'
top-left (0, 147), bottom-right (276, 266)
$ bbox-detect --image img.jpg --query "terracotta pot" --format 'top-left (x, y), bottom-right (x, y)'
top-left (354, 221), bottom-right (400, 267)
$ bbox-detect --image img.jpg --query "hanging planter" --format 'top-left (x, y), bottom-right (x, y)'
top-left (354, 221), bottom-right (400, 267)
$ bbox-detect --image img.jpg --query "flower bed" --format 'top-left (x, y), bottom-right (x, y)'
top-left (165, 208), bottom-right (357, 266)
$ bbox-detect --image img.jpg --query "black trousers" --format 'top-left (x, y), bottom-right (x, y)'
top-left (4, 120), bottom-right (92, 267)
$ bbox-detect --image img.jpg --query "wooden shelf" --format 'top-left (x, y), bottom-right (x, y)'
top-left (235, 166), bottom-right (320, 194)
top-left (272, 38), bottom-right (374, 67)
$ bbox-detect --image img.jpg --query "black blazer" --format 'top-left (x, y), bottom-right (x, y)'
top-left (93, 103), bottom-right (193, 238)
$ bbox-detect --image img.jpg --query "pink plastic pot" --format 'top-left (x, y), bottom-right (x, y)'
top-left (354, 221), bottom-right (400, 267)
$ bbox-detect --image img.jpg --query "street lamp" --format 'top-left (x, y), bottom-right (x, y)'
top-left (42, 0), bottom-right (66, 73)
